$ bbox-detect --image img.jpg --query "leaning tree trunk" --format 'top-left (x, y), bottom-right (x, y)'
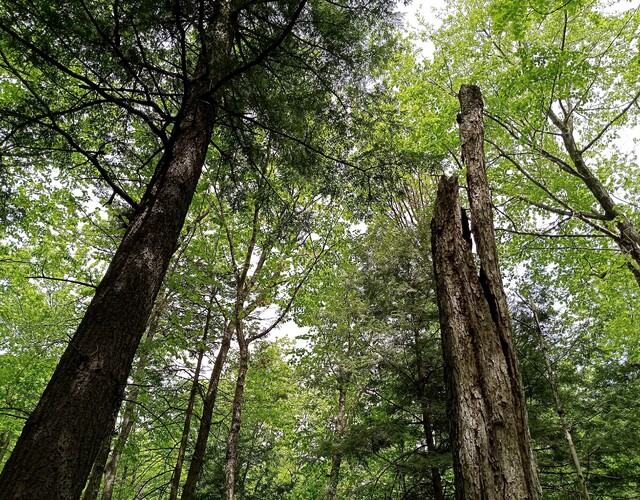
top-left (181, 320), bottom-right (236, 500)
top-left (527, 299), bottom-right (590, 500)
top-left (168, 298), bottom-right (214, 500)
top-left (0, 16), bottom-right (236, 499)
top-left (431, 85), bottom-right (541, 499)
top-left (224, 324), bottom-right (250, 500)
top-left (546, 109), bottom-right (640, 287)
top-left (325, 377), bottom-right (348, 500)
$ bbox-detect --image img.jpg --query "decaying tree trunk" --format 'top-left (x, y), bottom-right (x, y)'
top-left (431, 85), bottom-right (541, 499)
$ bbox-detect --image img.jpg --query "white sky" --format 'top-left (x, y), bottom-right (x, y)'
top-left (396, 0), bottom-right (446, 58)
top-left (397, 0), bottom-right (446, 29)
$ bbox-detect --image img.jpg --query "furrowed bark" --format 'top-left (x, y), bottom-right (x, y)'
top-left (430, 85), bottom-right (541, 499)
top-left (0, 11), bottom-right (236, 498)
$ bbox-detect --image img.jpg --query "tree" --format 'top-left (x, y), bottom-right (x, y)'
top-left (360, 172), bottom-right (450, 499)
top-left (4, 1), bottom-right (640, 498)
top-left (431, 85), bottom-right (541, 498)
top-left (0, 0), bottom-right (398, 495)
top-left (421, 0), bottom-right (640, 286)
top-left (510, 285), bottom-right (640, 497)
top-left (0, 0), bottom-right (236, 493)
top-left (520, 296), bottom-right (590, 500)
top-left (294, 245), bottom-right (374, 499)
top-left (292, 212), bottom-right (451, 498)
top-left (177, 125), bottom-right (341, 497)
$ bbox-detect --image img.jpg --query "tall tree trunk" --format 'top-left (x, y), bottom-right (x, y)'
top-left (0, 8), bottom-right (237, 497)
top-left (414, 330), bottom-right (444, 500)
top-left (325, 378), bottom-right (348, 500)
top-left (182, 320), bottom-right (236, 500)
top-left (116, 465), bottom-right (128, 500)
top-left (168, 298), bottom-right (214, 500)
top-left (431, 85), bottom-right (541, 499)
top-left (100, 297), bottom-right (166, 500)
top-left (82, 434), bottom-right (111, 500)
top-left (527, 300), bottom-right (590, 500)
top-left (224, 324), bottom-right (249, 500)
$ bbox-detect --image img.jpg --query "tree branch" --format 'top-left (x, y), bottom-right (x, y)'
top-left (205, 0), bottom-right (307, 98)
top-left (26, 274), bottom-right (97, 289)
top-left (580, 89), bottom-right (640, 154)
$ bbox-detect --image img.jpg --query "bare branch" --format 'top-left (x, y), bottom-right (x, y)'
top-left (580, 89), bottom-right (640, 154)
top-left (26, 274), bottom-right (97, 289)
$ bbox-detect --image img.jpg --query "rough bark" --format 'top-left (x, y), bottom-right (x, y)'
top-left (527, 300), bottom-right (590, 500)
top-left (82, 434), bottom-right (111, 500)
top-left (325, 379), bottom-right (348, 500)
top-left (0, 13), bottom-right (236, 498)
top-left (168, 298), bottom-right (214, 500)
top-left (430, 85), bottom-right (541, 499)
top-left (414, 330), bottom-right (444, 500)
top-left (224, 324), bottom-right (250, 500)
top-left (100, 298), bottom-right (166, 500)
top-left (181, 320), bottom-right (236, 500)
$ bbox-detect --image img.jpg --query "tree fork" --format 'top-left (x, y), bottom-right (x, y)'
top-left (431, 85), bottom-right (541, 499)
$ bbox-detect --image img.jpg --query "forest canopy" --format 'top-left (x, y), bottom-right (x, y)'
top-left (0, 0), bottom-right (639, 498)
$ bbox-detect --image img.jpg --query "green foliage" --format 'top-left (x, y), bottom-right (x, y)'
top-left (513, 287), bottom-right (640, 496)
top-left (2, 0), bottom-right (640, 497)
